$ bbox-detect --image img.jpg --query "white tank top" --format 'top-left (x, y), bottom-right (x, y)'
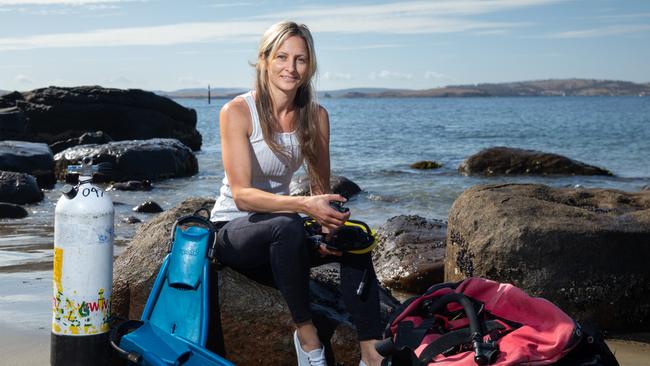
top-left (210, 91), bottom-right (303, 221)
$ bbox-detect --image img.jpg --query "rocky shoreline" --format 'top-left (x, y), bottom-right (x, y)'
top-left (1, 86), bottom-right (649, 365)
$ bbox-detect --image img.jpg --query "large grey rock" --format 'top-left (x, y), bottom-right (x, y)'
top-left (372, 215), bottom-right (447, 294)
top-left (445, 184), bottom-right (650, 331)
top-left (0, 86), bottom-right (201, 150)
top-left (0, 140), bottom-right (55, 188)
top-left (0, 171), bottom-right (43, 204)
top-left (112, 198), bottom-right (398, 365)
top-left (54, 138), bottom-right (198, 182)
top-left (290, 175), bottom-right (361, 199)
top-left (459, 146), bottom-right (613, 176)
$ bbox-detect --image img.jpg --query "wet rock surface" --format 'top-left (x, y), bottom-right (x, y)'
top-left (290, 175), bottom-right (362, 199)
top-left (0, 86), bottom-right (201, 150)
top-left (112, 198), bottom-right (399, 366)
top-left (50, 131), bottom-right (112, 154)
top-left (132, 201), bottom-right (163, 213)
top-left (410, 160), bottom-right (442, 169)
top-left (372, 215), bottom-right (447, 294)
top-left (459, 146), bottom-right (613, 176)
top-left (0, 171), bottom-right (43, 204)
top-left (108, 180), bottom-right (152, 191)
top-left (121, 216), bottom-right (142, 224)
top-left (446, 183), bottom-right (650, 331)
top-left (0, 140), bottom-right (55, 188)
top-left (54, 138), bottom-right (197, 182)
top-left (0, 202), bottom-right (28, 219)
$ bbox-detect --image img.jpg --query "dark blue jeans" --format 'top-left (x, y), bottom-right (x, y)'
top-left (215, 212), bottom-right (382, 340)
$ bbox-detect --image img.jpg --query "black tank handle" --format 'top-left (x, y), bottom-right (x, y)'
top-left (420, 292), bottom-right (497, 365)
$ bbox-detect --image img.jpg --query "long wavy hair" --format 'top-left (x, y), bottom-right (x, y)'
top-left (254, 21), bottom-right (324, 191)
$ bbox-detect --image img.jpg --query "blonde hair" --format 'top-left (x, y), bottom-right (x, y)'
top-left (254, 21), bottom-right (325, 191)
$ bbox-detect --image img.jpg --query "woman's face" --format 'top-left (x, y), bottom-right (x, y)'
top-left (267, 35), bottom-right (309, 93)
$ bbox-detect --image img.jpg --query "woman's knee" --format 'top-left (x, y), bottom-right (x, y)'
top-left (269, 213), bottom-right (306, 241)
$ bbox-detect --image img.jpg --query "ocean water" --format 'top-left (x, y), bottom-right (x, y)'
top-left (1, 96), bottom-right (649, 271)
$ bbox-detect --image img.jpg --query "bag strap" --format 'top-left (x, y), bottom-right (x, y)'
top-left (394, 318), bottom-right (438, 350)
top-left (417, 320), bottom-right (504, 365)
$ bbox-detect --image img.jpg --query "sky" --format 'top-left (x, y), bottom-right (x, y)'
top-left (1, 0), bottom-right (649, 92)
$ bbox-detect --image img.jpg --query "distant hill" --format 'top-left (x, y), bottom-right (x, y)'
top-left (331, 79), bottom-right (650, 98)
top-left (156, 87), bottom-right (247, 99)
top-left (156, 79), bottom-right (650, 99)
top-left (0, 89), bottom-right (10, 97)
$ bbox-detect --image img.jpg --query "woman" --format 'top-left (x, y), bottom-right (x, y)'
top-left (210, 21), bottom-right (383, 366)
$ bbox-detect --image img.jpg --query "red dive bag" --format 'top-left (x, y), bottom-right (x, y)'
top-left (376, 278), bottom-right (618, 366)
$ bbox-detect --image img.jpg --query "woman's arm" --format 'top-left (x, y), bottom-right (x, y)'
top-left (220, 100), bottom-right (348, 230)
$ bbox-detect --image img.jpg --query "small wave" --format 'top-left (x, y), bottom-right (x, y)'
top-left (367, 194), bottom-right (400, 203)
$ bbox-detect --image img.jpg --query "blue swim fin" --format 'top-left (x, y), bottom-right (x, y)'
top-left (112, 213), bottom-right (233, 366)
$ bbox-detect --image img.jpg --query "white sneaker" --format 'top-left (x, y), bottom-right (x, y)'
top-left (293, 330), bottom-right (328, 366)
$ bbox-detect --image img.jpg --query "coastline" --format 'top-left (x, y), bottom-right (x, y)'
top-left (1, 269), bottom-right (648, 366)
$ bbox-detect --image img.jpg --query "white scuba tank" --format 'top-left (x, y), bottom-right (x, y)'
top-left (52, 165), bottom-right (114, 338)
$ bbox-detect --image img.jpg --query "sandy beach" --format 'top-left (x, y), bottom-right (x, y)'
top-left (1, 269), bottom-right (648, 366)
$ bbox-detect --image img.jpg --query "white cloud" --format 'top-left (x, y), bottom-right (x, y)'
top-left (255, 0), bottom-right (564, 19)
top-left (207, 2), bottom-right (253, 8)
top-left (0, 0), bottom-right (561, 51)
top-left (0, 21), bottom-right (266, 51)
top-left (0, 0), bottom-right (135, 5)
top-left (424, 71), bottom-right (447, 80)
top-left (370, 70), bottom-right (413, 80)
top-left (474, 29), bottom-right (510, 35)
top-left (322, 44), bottom-right (403, 51)
top-left (548, 24), bottom-right (650, 38)
top-left (14, 74), bottom-right (33, 84)
top-left (177, 76), bottom-right (212, 86)
top-left (593, 12), bottom-right (650, 21)
top-left (321, 71), bottom-right (352, 81)
top-left (424, 71), bottom-right (455, 85)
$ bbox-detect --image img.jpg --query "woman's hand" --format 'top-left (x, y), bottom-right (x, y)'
top-left (303, 193), bottom-right (350, 231)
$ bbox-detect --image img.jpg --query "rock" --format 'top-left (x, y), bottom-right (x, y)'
top-left (642, 185), bottom-right (650, 191)
top-left (0, 91), bottom-right (23, 108)
top-left (0, 202), bottom-right (28, 218)
top-left (133, 201), bottom-right (163, 213)
top-left (445, 184), bottom-right (650, 331)
top-left (0, 106), bottom-right (27, 137)
top-left (122, 216), bottom-right (142, 224)
top-left (0, 171), bottom-right (43, 204)
top-left (112, 198), bottom-right (399, 365)
top-left (50, 131), bottom-right (113, 154)
top-left (54, 138), bottom-right (197, 182)
top-left (0, 86), bottom-right (201, 150)
top-left (290, 175), bottom-right (361, 199)
top-left (0, 140), bottom-right (55, 188)
top-left (410, 160), bottom-right (442, 169)
top-left (372, 215), bottom-right (447, 294)
top-left (459, 146), bottom-right (613, 176)
top-left (108, 180), bottom-right (152, 191)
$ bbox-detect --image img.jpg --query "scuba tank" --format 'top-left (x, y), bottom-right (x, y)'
top-left (51, 158), bottom-right (114, 366)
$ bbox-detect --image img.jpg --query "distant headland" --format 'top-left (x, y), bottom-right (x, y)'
top-left (2, 79), bottom-right (649, 99)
